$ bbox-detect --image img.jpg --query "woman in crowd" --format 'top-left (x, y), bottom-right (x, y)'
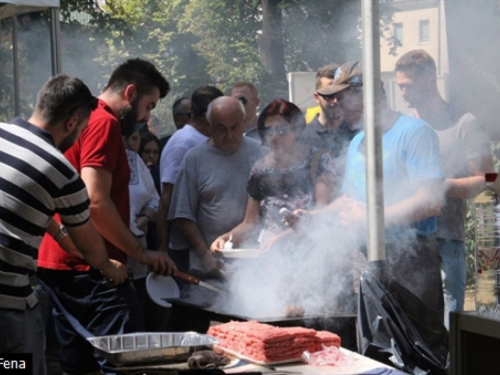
top-left (139, 131), bottom-right (161, 194)
top-left (210, 99), bottom-right (335, 251)
top-left (125, 130), bottom-right (168, 331)
top-left (139, 131), bottom-right (162, 250)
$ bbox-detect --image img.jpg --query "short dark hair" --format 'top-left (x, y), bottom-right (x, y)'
top-left (139, 131), bottom-right (160, 156)
top-left (190, 86), bottom-right (223, 118)
top-left (394, 50), bottom-right (437, 78)
top-left (104, 58), bottom-right (170, 99)
top-left (232, 81), bottom-right (258, 97)
top-left (35, 74), bottom-right (97, 127)
top-left (172, 97), bottom-right (190, 116)
top-left (257, 99), bottom-right (306, 143)
top-left (315, 63), bottom-right (339, 90)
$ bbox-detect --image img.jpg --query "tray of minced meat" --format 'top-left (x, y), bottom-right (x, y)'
top-left (208, 320), bottom-right (341, 365)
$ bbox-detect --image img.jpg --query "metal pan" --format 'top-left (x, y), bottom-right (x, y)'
top-left (87, 332), bottom-right (220, 366)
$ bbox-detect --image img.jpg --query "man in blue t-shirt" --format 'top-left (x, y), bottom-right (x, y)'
top-left (315, 60), bottom-right (445, 316)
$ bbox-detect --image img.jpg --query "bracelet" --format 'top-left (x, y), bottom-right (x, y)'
top-left (54, 224), bottom-right (68, 241)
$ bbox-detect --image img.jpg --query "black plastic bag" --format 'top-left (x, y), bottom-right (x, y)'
top-left (358, 261), bottom-right (449, 375)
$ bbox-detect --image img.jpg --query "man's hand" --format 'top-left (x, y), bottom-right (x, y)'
top-left (202, 251), bottom-right (224, 273)
top-left (339, 199), bottom-right (367, 230)
top-left (100, 259), bottom-right (129, 286)
top-left (143, 250), bottom-right (177, 276)
top-left (135, 215), bottom-right (150, 233)
top-left (282, 209), bottom-right (310, 230)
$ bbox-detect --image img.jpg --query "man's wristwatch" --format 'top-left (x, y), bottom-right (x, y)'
top-left (54, 224), bottom-right (68, 241)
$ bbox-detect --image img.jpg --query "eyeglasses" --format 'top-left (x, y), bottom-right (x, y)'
top-left (174, 112), bottom-right (191, 117)
top-left (263, 125), bottom-right (290, 138)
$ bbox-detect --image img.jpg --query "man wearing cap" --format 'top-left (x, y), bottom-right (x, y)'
top-left (299, 63), bottom-right (359, 196)
top-left (395, 50), bottom-right (493, 328)
top-left (231, 81), bottom-right (261, 140)
top-left (308, 60), bottom-right (445, 318)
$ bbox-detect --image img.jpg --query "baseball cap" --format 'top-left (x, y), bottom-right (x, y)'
top-left (317, 60), bottom-right (362, 96)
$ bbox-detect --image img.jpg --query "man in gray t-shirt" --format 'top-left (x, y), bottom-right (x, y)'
top-left (395, 50), bottom-right (493, 327)
top-left (169, 96), bottom-right (266, 274)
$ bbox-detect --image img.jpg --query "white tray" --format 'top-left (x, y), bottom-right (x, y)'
top-left (145, 274), bottom-right (180, 307)
top-left (218, 345), bottom-right (302, 365)
top-left (219, 248), bottom-right (261, 259)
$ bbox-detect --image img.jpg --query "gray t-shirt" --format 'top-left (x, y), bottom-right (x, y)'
top-left (434, 111), bottom-right (490, 241)
top-left (168, 137), bottom-right (267, 271)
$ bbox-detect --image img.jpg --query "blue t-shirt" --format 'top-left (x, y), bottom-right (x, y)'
top-left (342, 114), bottom-right (443, 236)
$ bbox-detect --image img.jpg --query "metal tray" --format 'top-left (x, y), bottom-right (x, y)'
top-left (87, 332), bottom-right (220, 366)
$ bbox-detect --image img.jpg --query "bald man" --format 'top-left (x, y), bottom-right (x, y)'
top-left (168, 96), bottom-right (267, 274)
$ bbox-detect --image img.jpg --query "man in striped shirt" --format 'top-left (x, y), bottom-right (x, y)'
top-left (0, 74), bottom-right (129, 375)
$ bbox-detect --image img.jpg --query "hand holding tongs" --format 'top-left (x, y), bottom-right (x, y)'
top-left (173, 269), bottom-right (223, 294)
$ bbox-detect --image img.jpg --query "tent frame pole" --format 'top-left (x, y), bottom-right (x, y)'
top-left (361, 0), bottom-right (385, 262)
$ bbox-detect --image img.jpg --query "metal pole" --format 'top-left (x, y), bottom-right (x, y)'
top-left (12, 15), bottom-right (20, 116)
top-left (361, 0), bottom-right (385, 262)
top-left (49, 7), bottom-right (62, 75)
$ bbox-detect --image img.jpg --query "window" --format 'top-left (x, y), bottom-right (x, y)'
top-left (420, 20), bottom-right (430, 44)
top-left (394, 23), bottom-right (403, 45)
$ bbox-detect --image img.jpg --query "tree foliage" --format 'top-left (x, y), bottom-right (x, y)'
top-left (1, 0), bottom-right (395, 133)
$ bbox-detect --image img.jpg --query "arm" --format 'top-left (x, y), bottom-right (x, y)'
top-left (176, 217), bottom-right (221, 272)
top-left (156, 183), bottom-right (173, 252)
top-left (135, 168), bottom-right (160, 233)
top-left (338, 179), bottom-right (442, 230)
top-left (384, 178), bottom-right (443, 227)
top-left (211, 197), bottom-right (261, 251)
top-left (46, 218), bottom-right (83, 259)
top-left (135, 206), bottom-right (157, 233)
top-left (443, 154), bottom-right (493, 199)
top-left (66, 220), bottom-right (128, 285)
top-left (315, 172), bottom-right (335, 206)
top-left (80, 166), bottom-right (175, 275)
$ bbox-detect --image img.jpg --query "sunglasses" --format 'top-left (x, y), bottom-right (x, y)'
top-left (263, 125), bottom-right (290, 138)
top-left (237, 96), bottom-right (248, 105)
top-left (317, 92), bottom-right (338, 101)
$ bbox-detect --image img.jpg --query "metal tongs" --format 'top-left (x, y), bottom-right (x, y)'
top-left (173, 269), bottom-right (223, 294)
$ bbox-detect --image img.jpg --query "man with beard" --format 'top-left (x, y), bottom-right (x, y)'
top-left (299, 63), bottom-right (359, 196)
top-left (395, 50), bottom-right (493, 328)
top-left (0, 74), bottom-right (129, 375)
top-left (37, 59), bottom-right (174, 375)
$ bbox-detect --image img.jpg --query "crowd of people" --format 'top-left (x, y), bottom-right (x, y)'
top-left (0, 50), bottom-right (493, 375)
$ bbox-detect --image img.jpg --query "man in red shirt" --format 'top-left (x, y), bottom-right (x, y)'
top-left (38, 59), bottom-right (175, 375)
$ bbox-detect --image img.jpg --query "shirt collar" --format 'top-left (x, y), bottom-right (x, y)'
top-left (10, 116), bottom-right (56, 146)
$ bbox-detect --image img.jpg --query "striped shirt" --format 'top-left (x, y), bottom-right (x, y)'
top-left (0, 117), bottom-right (90, 310)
